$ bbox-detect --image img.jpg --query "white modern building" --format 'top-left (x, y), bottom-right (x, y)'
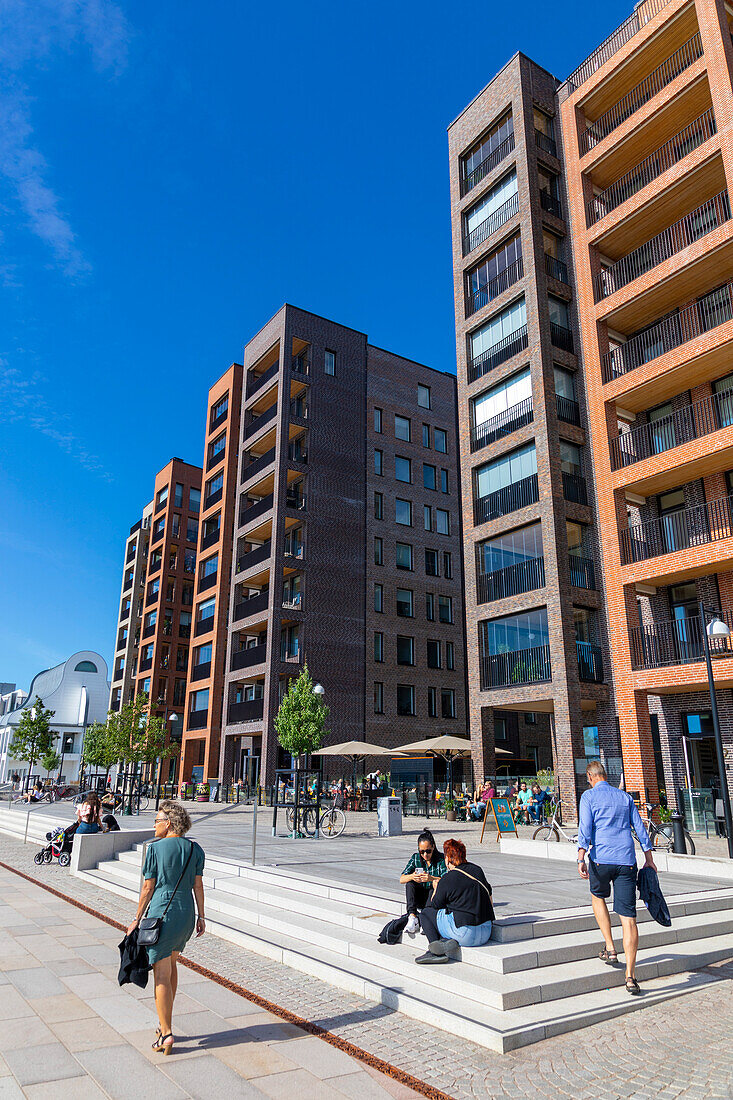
top-left (0, 651), bottom-right (110, 783)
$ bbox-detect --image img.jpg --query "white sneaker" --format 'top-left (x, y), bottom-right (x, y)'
top-left (406, 914), bottom-right (420, 935)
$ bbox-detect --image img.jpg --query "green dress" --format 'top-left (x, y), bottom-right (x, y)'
top-left (142, 836), bottom-right (205, 964)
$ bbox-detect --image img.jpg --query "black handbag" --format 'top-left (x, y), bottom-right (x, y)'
top-left (137, 840), bottom-right (195, 947)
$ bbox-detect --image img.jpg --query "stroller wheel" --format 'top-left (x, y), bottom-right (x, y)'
top-left (58, 852), bottom-right (71, 867)
top-left (33, 851), bottom-right (44, 865)
top-left (43, 850), bottom-right (53, 863)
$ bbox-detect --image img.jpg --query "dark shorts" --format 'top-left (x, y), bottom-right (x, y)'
top-left (588, 859), bottom-right (637, 918)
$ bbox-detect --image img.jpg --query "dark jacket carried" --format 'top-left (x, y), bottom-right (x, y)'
top-left (637, 865), bottom-right (672, 927)
top-left (118, 927), bottom-right (150, 988)
top-left (378, 913), bottom-right (409, 944)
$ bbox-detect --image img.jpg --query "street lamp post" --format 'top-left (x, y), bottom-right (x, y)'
top-left (156, 712), bottom-right (178, 811)
top-left (699, 602), bottom-right (733, 859)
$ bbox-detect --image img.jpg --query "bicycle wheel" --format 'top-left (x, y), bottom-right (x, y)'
top-left (320, 808), bottom-right (346, 838)
top-left (657, 825), bottom-right (696, 855)
top-left (137, 795), bottom-right (150, 812)
top-left (285, 807), bottom-right (295, 832)
top-left (532, 825), bottom-right (559, 842)
top-left (301, 808), bottom-right (318, 836)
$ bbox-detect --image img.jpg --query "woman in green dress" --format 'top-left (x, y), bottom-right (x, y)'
top-left (127, 800), bottom-right (206, 1054)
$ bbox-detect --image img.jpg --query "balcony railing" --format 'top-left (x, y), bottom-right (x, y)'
top-left (602, 281), bottom-right (733, 382)
top-left (228, 698), bottom-right (264, 724)
top-left (201, 527), bottom-right (220, 551)
top-left (569, 554), bottom-right (596, 589)
top-left (291, 353), bottom-right (309, 376)
top-left (587, 109), bottom-right (717, 226)
top-left (236, 542), bottom-right (271, 573)
top-left (629, 610), bottom-right (733, 670)
top-left (480, 643), bottom-right (551, 689)
top-left (468, 324), bottom-right (529, 384)
top-left (611, 386), bottom-right (733, 470)
top-left (233, 591), bottom-right (269, 622)
top-left (466, 257), bottom-right (524, 317)
top-left (470, 397), bottom-right (534, 453)
top-left (462, 192), bottom-right (520, 254)
top-left (556, 393), bottom-right (580, 425)
top-left (535, 129), bottom-right (557, 157)
top-left (565, 0), bottom-right (671, 91)
top-left (578, 33), bottom-right (703, 155)
top-left (231, 643), bottom-right (267, 671)
top-left (246, 361), bottom-right (279, 398)
top-left (476, 556), bottom-right (545, 603)
top-left (242, 447), bottom-right (276, 484)
top-left (562, 471), bottom-right (588, 505)
top-left (240, 493), bottom-right (273, 526)
top-left (545, 254), bottom-right (569, 284)
top-left (620, 493), bottom-right (733, 565)
top-left (188, 709), bottom-right (208, 731)
top-left (460, 131), bottom-right (515, 196)
top-left (243, 402), bottom-right (277, 441)
top-left (596, 191), bottom-right (731, 300)
top-left (113, 669), bottom-right (124, 682)
top-left (540, 190), bottom-right (562, 219)
top-left (285, 492), bottom-right (306, 510)
top-left (550, 322), bottom-right (574, 353)
top-left (191, 661), bottom-right (210, 682)
top-left (282, 595), bottom-right (302, 611)
top-left (474, 472), bottom-right (539, 525)
top-left (577, 641), bottom-right (604, 682)
top-left (204, 487), bottom-right (223, 511)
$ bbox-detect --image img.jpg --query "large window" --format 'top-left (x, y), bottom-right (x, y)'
top-left (476, 443), bottom-right (537, 498)
top-left (396, 636), bottom-right (415, 665)
top-left (210, 433), bottom-right (226, 459)
top-left (464, 171), bottom-right (518, 241)
top-left (549, 295), bottom-right (570, 329)
top-left (395, 456), bottom-right (412, 483)
top-left (395, 415), bottom-right (411, 442)
top-left (473, 368), bottom-right (532, 431)
top-left (212, 395), bottom-right (228, 422)
top-left (202, 554), bottom-right (218, 578)
top-left (482, 607), bottom-right (549, 655)
top-left (560, 441), bottom-right (582, 476)
top-left (467, 235), bottom-right (522, 305)
top-left (197, 596), bottom-right (215, 623)
top-left (462, 115), bottom-right (514, 183)
top-left (395, 498), bottom-right (412, 526)
top-left (478, 522), bottom-right (543, 573)
top-left (396, 588), bottom-right (414, 617)
top-left (554, 365), bottom-right (576, 400)
top-left (436, 509), bottom-right (450, 536)
top-left (206, 472), bottom-right (224, 498)
top-left (396, 542), bottom-right (413, 570)
top-left (470, 297), bottom-right (526, 362)
top-left (189, 487), bottom-right (201, 513)
top-left (194, 643), bottom-right (212, 666)
top-left (190, 688), bottom-right (209, 713)
top-left (397, 684), bottom-right (416, 716)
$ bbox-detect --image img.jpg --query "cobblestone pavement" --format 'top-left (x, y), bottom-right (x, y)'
top-left (0, 832), bottom-right (731, 1100)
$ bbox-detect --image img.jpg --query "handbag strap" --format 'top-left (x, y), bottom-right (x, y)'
top-left (157, 840), bottom-right (195, 918)
top-left (454, 865), bottom-right (492, 899)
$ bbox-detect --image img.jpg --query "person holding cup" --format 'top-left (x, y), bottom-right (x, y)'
top-left (400, 829), bottom-right (447, 935)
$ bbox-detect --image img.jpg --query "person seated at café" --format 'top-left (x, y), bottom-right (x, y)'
top-left (503, 780), bottom-right (517, 800)
top-left (467, 780), bottom-right (494, 822)
top-left (16, 780), bottom-right (44, 803)
top-left (528, 782), bottom-right (550, 823)
top-left (514, 781), bottom-right (533, 824)
top-left (415, 838), bottom-right (494, 963)
top-left (400, 829), bottom-right (447, 935)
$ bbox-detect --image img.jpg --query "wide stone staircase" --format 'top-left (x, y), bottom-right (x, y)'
top-left (77, 843), bottom-right (733, 1052)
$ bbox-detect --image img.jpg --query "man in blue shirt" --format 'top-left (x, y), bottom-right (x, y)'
top-left (577, 760), bottom-right (657, 995)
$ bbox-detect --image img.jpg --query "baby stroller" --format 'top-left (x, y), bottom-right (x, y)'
top-left (34, 821), bottom-right (77, 867)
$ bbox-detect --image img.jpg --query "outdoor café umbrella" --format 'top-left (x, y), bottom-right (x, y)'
top-left (393, 734), bottom-right (511, 801)
top-left (313, 740), bottom-right (397, 796)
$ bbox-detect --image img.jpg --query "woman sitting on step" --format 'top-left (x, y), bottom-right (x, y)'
top-left (399, 829), bottom-right (446, 935)
top-left (415, 838), bottom-right (494, 964)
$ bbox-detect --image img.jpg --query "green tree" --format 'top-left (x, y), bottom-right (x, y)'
top-left (105, 694), bottom-right (179, 808)
top-left (9, 698), bottom-right (58, 789)
top-left (81, 720), bottom-right (119, 781)
top-left (275, 665), bottom-right (329, 766)
top-left (40, 748), bottom-right (61, 780)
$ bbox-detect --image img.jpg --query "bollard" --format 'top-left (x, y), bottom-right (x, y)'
top-left (670, 812), bottom-right (688, 854)
top-left (251, 796), bottom-right (258, 866)
top-left (24, 810), bottom-right (31, 844)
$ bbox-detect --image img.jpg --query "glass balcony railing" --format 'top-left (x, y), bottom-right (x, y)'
top-left (470, 397), bottom-right (533, 453)
top-left (460, 132), bottom-right (515, 196)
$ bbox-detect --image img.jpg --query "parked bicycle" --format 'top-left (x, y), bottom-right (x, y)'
top-left (636, 803), bottom-right (696, 855)
top-left (285, 800), bottom-right (346, 838)
top-left (532, 798), bottom-right (578, 843)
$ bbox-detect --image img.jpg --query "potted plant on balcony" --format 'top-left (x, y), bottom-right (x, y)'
top-left (444, 798), bottom-right (457, 822)
top-left (196, 782), bottom-right (210, 803)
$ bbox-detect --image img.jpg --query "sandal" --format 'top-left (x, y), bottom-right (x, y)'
top-left (625, 977), bottom-right (641, 995)
top-left (599, 947), bottom-right (619, 965)
top-left (152, 1032), bottom-right (174, 1054)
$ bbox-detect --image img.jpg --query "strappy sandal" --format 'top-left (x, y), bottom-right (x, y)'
top-left (625, 977), bottom-right (641, 995)
top-left (152, 1032), bottom-right (174, 1054)
top-left (599, 947), bottom-right (619, 965)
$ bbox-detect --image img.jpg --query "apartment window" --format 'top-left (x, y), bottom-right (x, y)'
top-left (436, 509), bottom-right (450, 536)
top-left (375, 449), bottom-right (384, 476)
top-left (203, 513), bottom-right (220, 541)
top-left (122, 598), bottom-right (131, 615)
top-left (190, 688), bottom-right (209, 713)
top-left (374, 407), bottom-right (383, 433)
top-left (428, 687), bottom-right (437, 717)
top-left (144, 610), bottom-right (157, 629)
top-left (166, 579), bottom-right (175, 602)
top-left (441, 689), bottom-right (456, 719)
top-left (197, 596), bottom-right (215, 623)
top-left (186, 519), bottom-right (199, 544)
top-left (525, 711), bottom-right (537, 724)
top-left (395, 456), bottom-right (412, 483)
top-left (374, 537), bottom-right (384, 566)
top-left (168, 548), bottom-right (178, 570)
top-left (374, 583), bottom-right (384, 613)
top-left (479, 521), bottom-right (543, 574)
top-left (442, 551), bottom-right (452, 578)
top-left (560, 440), bottom-right (582, 477)
top-left (157, 486), bottom-right (168, 508)
top-left (179, 611), bottom-right (191, 637)
top-left (438, 595), bottom-right (453, 624)
top-left (325, 350), bottom-right (336, 375)
top-left (427, 639), bottom-right (441, 669)
top-left (284, 526), bottom-right (303, 558)
top-left (142, 643), bottom-right (154, 662)
top-left (397, 636), bottom-right (415, 666)
top-left (434, 429), bottom-right (447, 454)
top-left (194, 643), bottom-right (212, 666)
top-left (549, 295), bottom-right (570, 331)
top-left (374, 682), bottom-right (384, 714)
top-left (470, 296), bottom-right (526, 364)
top-left (374, 632), bottom-right (384, 662)
top-left (397, 684), bottom-right (416, 716)
top-left (202, 554), bottom-right (218, 578)
top-left (176, 646), bottom-right (188, 671)
top-left (149, 578), bottom-right (160, 598)
top-left (170, 514), bottom-right (180, 537)
top-left (425, 549), bottom-right (439, 576)
top-left (424, 505), bottom-right (432, 532)
top-left (395, 498), bottom-right (412, 526)
top-left (418, 384), bottom-right (431, 409)
top-left (481, 607), bottom-right (549, 657)
top-left (212, 395), bottom-right (228, 422)
top-left (467, 233), bottom-right (522, 311)
top-left (374, 491), bottom-right (383, 520)
top-left (173, 679), bottom-right (186, 705)
top-left (446, 641), bottom-right (455, 670)
top-left (554, 365), bottom-right (576, 401)
top-left (476, 442), bottom-right (537, 498)
top-left (182, 584), bottom-right (194, 606)
top-left (210, 433), bottom-right (226, 459)
top-left (395, 415), bottom-right (411, 442)
top-left (495, 715), bottom-right (508, 740)
top-left (396, 542), bottom-right (413, 571)
top-left (426, 593), bottom-right (435, 621)
top-left (440, 469), bottom-right (449, 493)
top-left (423, 464), bottom-right (436, 491)
top-left (422, 424), bottom-right (430, 448)
top-left (396, 588), bottom-right (414, 617)
top-left (142, 678), bottom-right (151, 696)
top-left (473, 366), bottom-right (531, 435)
top-left (184, 550), bottom-right (196, 572)
top-left (153, 516), bottom-right (165, 539)
top-left (174, 483), bottom-right (184, 508)
top-left (281, 625), bottom-right (300, 660)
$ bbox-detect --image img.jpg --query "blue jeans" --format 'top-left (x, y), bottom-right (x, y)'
top-left (436, 909), bottom-right (492, 946)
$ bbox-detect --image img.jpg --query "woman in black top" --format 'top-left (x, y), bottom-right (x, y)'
top-left (416, 837), bottom-right (494, 964)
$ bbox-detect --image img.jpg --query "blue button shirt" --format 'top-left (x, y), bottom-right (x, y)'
top-left (577, 780), bottom-right (651, 865)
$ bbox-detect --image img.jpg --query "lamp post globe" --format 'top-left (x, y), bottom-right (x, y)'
top-left (313, 683), bottom-right (325, 695)
top-left (707, 617), bottom-right (731, 639)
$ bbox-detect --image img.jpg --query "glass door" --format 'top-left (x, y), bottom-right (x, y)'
top-left (670, 583), bottom-right (702, 663)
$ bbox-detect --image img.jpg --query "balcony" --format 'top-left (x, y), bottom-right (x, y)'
top-left (206, 447), bottom-right (225, 472)
top-left (629, 610), bottom-right (733, 670)
top-left (556, 393), bottom-right (580, 425)
top-left (201, 527), bottom-right (220, 551)
top-left (113, 669), bottom-right (124, 682)
top-left (474, 472), bottom-right (539, 525)
top-left (242, 447), bottom-right (276, 484)
top-left (550, 322), bottom-right (574, 353)
top-left (466, 258), bottom-right (524, 318)
top-left (236, 542), bottom-right (271, 573)
top-left (194, 616), bottom-right (214, 637)
top-left (139, 656), bottom-right (153, 672)
top-left (540, 190), bottom-right (562, 219)
top-left (233, 592), bottom-right (269, 622)
top-left (188, 709), bottom-right (208, 731)
top-left (204, 487), bottom-right (223, 511)
top-left (148, 558), bottom-right (161, 576)
top-left (596, 191), bottom-right (731, 301)
top-left (246, 361), bottom-right (279, 398)
top-left (565, 0), bottom-right (670, 90)
top-left (282, 595), bottom-right (302, 611)
top-left (228, 698), bottom-right (264, 724)
top-left (462, 192), bottom-right (519, 255)
top-left (468, 325), bottom-right (529, 384)
top-left (577, 641), bottom-right (604, 683)
top-left (545, 254), bottom-right (569, 284)
top-left (231, 643), bottom-right (267, 671)
top-left (535, 129), bottom-right (557, 158)
top-left (611, 387), bottom-right (733, 471)
top-left (470, 397), bottom-right (533, 453)
top-left (569, 555), bottom-right (596, 589)
top-left (199, 572), bottom-right (217, 593)
top-left (460, 131), bottom-right (515, 196)
top-left (243, 403), bottom-right (277, 441)
top-left (240, 493), bottom-right (273, 527)
top-left (602, 281), bottom-right (733, 383)
top-left (562, 472), bottom-right (588, 505)
top-left (143, 622), bottom-right (155, 638)
top-left (476, 556), bottom-right (545, 604)
top-left (191, 661), bottom-right (210, 682)
top-left (291, 353), bottom-right (309, 376)
top-left (578, 33), bottom-right (703, 156)
top-left (620, 492), bottom-right (733, 565)
top-left (289, 399), bottom-right (308, 424)
top-left (480, 643), bottom-right (551, 689)
top-left (285, 492), bottom-right (307, 510)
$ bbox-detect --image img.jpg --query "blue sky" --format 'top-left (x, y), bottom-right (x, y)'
top-left (0, 0), bottom-right (632, 691)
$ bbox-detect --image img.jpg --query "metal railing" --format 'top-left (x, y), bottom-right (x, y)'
top-left (565, 0), bottom-right (671, 91)
top-left (540, 190), bottom-right (562, 219)
top-left (476, 556), bottom-right (545, 603)
top-left (586, 109), bottom-right (716, 226)
top-left (620, 493), bottom-right (733, 565)
top-left (596, 191), bottom-right (731, 300)
top-left (556, 393), bottom-right (580, 425)
top-left (241, 447), bottom-right (275, 483)
top-left (550, 322), bottom-right (574, 352)
top-left (611, 386), bottom-right (733, 470)
top-left (246, 361), bottom-right (279, 398)
top-left (474, 472), bottom-right (539, 524)
top-left (240, 493), bottom-right (273, 526)
top-left (602, 280), bottom-right (733, 382)
top-left (231, 643), bottom-right (267, 671)
top-left (577, 641), bottom-right (604, 682)
top-left (233, 592), bottom-right (269, 622)
top-left (629, 609), bottom-right (733, 670)
top-left (228, 698), bottom-right (264, 723)
top-left (569, 554), bottom-right (596, 589)
top-left (468, 324), bottom-right (529, 383)
top-left (466, 257), bottom-right (524, 317)
top-left (545, 254), bottom-right (569, 283)
top-left (578, 34), bottom-right (703, 155)
top-left (236, 542), bottom-right (270, 572)
top-left (470, 396), bottom-right (533, 452)
top-left (460, 132), bottom-right (515, 196)
top-left (291, 353), bottom-right (309, 375)
top-left (243, 402), bottom-right (277, 440)
top-left (563, 471), bottom-right (588, 505)
top-left (463, 191), bottom-right (519, 254)
top-left (480, 643), bottom-right (552, 689)
top-left (535, 129), bottom-right (557, 157)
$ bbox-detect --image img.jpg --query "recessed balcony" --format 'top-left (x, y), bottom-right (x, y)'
top-left (460, 132), bottom-right (515, 197)
top-left (480, 644), bottom-right (551, 689)
top-left (231, 643), bottom-right (267, 671)
top-left (550, 322), bottom-right (574, 353)
top-left (544, 254), bottom-right (569, 284)
top-left (228, 698), bottom-right (264, 724)
top-left (246, 360), bottom-right (279, 399)
top-left (233, 591), bottom-right (269, 623)
top-left (562, 472), bottom-right (588, 505)
top-left (577, 641), bottom-right (604, 683)
top-left (470, 397), bottom-right (533, 453)
top-left (473, 473), bottom-right (539, 525)
top-left (188, 709), bottom-right (208, 731)
top-left (620, 492), bottom-right (733, 566)
top-left (556, 393), bottom-right (580, 425)
top-left (535, 129), bottom-right (557, 158)
top-left (240, 493), bottom-right (274, 527)
top-left (565, 0), bottom-right (671, 92)
top-left (462, 192), bottom-right (519, 255)
top-left (569, 554), bottom-right (596, 590)
top-left (466, 258), bottom-right (524, 318)
top-left (476, 556), bottom-right (545, 604)
top-left (540, 190), bottom-right (562, 219)
top-left (241, 447), bottom-right (276, 485)
top-left (243, 403), bottom-right (277, 441)
top-left (629, 610), bottom-right (733, 670)
top-left (611, 386), bottom-right (733, 471)
top-left (236, 542), bottom-right (271, 573)
top-left (467, 325), bottom-right (529, 384)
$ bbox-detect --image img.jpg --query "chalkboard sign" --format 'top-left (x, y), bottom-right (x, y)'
top-left (480, 797), bottom-right (518, 843)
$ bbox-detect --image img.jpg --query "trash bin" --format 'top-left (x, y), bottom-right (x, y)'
top-left (377, 796), bottom-right (402, 837)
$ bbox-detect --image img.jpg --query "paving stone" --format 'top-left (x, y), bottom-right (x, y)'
top-left (77, 1046), bottom-right (188, 1099)
top-left (23, 1077), bottom-right (109, 1099)
top-left (50, 1016), bottom-right (128, 1053)
top-left (2, 1043), bottom-right (83, 1087)
top-left (8, 965), bottom-right (68, 999)
top-left (253, 1068), bottom-right (354, 1100)
top-left (160, 1052), bottom-right (267, 1097)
